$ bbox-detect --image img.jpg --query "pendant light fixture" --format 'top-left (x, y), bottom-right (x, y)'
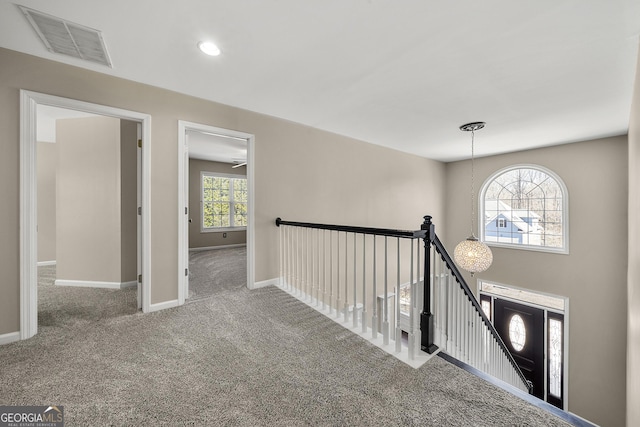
top-left (454, 122), bottom-right (493, 276)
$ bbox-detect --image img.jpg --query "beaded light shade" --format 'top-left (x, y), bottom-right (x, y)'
top-left (454, 122), bottom-right (493, 275)
top-left (454, 236), bottom-right (493, 275)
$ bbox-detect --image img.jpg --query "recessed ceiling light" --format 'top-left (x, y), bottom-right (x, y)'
top-left (198, 41), bottom-right (221, 56)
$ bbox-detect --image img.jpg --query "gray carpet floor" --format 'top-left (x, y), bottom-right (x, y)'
top-left (188, 247), bottom-right (247, 301)
top-left (0, 259), bottom-right (572, 426)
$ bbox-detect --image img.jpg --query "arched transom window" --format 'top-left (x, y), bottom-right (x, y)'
top-left (481, 165), bottom-right (568, 253)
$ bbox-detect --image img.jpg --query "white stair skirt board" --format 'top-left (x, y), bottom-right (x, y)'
top-left (277, 280), bottom-right (438, 369)
top-left (54, 279), bottom-right (138, 289)
top-left (0, 331), bottom-right (20, 346)
top-left (189, 244), bottom-right (246, 252)
top-left (37, 260), bottom-right (57, 266)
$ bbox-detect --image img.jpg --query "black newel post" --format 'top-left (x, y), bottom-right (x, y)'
top-left (420, 215), bottom-right (438, 354)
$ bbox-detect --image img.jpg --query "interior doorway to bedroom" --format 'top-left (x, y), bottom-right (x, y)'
top-left (20, 90), bottom-right (151, 341)
top-left (178, 121), bottom-right (255, 303)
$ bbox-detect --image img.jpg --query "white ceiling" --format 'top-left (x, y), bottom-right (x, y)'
top-left (36, 105), bottom-right (97, 143)
top-left (187, 130), bottom-right (247, 164)
top-left (2, 0), bottom-right (639, 161)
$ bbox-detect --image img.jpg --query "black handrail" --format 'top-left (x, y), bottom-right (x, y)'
top-left (275, 218), bottom-right (425, 239)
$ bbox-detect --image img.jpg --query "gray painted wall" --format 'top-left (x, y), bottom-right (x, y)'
top-left (55, 116), bottom-right (136, 284)
top-left (627, 44), bottom-right (640, 427)
top-left (0, 47), bottom-right (444, 319)
top-left (37, 142), bottom-right (57, 263)
top-left (444, 136), bottom-right (628, 426)
top-left (188, 158), bottom-right (246, 249)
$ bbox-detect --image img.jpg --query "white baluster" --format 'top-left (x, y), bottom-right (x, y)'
top-left (278, 223), bottom-right (282, 286)
top-left (282, 226), bottom-right (286, 289)
top-left (458, 286), bottom-right (463, 360)
top-left (322, 230), bottom-right (326, 310)
top-left (408, 239), bottom-right (415, 360)
top-left (336, 232), bottom-right (341, 319)
top-left (361, 234), bottom-right (367, 334)
top-left (289, 226), bottom-right (294, 291)
top-left (447, 274), bottom-right (454, 354)
top-left (383, 236), bottom-right (390, 346)
top-left (413, 239), bottom-right (421, 353)
top-left (475, 313), bottom-right (481, 368)
top-left (301, 228), bottom-right (305, 296)
top-left (372, 235), bottom-right (378, 339)
top-left (294, 227), bottom-right (298, 293)
top-left (288, 226), bottom-right (293, 291)
top-left (451, 281), bottom-right (457, 356)
top-left (329, 231), bottom-right (334, 314)
top-left (432, 259), bottom-right (439, 347)
top-left (464, 299), bottom-right (470, 362)
top-left (344, 232), bottom-right (349, 323)
top-left (307, 228), bottom-right (312, 302)
top-left (302, 228), bottom-right (311, 301)
top-left (353, 233), bottom-right (358, 328)
top-left (316, 229), bottom-right (320, 305)
top-left (307, 228), bottom-right (312, 301)
top-left (285, 226), bottom-right (289, 288)
top-left (395, 238), bottom-right (402, 353)
top-left (316, 228), bottom-right (320, 306)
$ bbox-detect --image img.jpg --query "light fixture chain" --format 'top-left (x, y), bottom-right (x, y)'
top-left (470, 129), bottom-right (475, 237)
top-left (454, 121), bottom-right (492, 275)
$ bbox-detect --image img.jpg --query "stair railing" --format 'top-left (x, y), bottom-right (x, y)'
top-left (422, 216), bottom-right (533, 394)
top-left (275, 217), bottom-right (425, 360)
top-left (275, 216), bottom-right (533, 394)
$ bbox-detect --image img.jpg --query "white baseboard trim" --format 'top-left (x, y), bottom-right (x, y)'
top-left (148, 299), bottom-right (179, 312)
top-left (55, 279), bottom-right (137, 290)
top-left (189, 243), bottom-right (246, 252)
top-left (251, 277), bottom-right (279, 290)
top-left (37, 260), bottom-right (56, 266)
top-left (120, 280), bottom-right (138, 289)
top-left (0, 331), bottom-right (20, 346)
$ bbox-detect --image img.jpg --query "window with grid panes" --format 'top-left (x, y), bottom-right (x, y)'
top-left (202, 173), bottom-right (247, 230)
top-left (481, 165), bottom-right (568, 253)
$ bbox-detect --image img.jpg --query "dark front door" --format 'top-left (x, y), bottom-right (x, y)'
top-left (494, 298), bottom-right (545, 399)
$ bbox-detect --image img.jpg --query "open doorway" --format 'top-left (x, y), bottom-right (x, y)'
top-left (36, 106), bottom-right (139, 325)
top-left (20, 90), bottom-right (152, 340)
top-left (177, 121), bottom-right (255, 304)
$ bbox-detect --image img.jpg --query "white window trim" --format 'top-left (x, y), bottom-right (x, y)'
top-left (479, 163), bottom-right (569, 255)
top-left (200, 171), bottom-right (247, 232)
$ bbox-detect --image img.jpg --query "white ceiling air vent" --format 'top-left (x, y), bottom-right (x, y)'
top-left (19, 6), bottom-right (112, 68)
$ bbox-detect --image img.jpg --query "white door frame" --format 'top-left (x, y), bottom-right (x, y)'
top-left (19, 90), bottom-right (152, 340)
top-left (177, 121), bottom-right (255, 305)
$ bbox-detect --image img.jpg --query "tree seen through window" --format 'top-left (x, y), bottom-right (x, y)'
top-left (202, 174), bottom-right (247, 229)
top-left (482, 166), bottom-right (567, 252)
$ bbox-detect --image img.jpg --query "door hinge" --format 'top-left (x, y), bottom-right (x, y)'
top-left (137, 139), bottom-right (142, 148)
top-left (137, 206), bottom-right (141, 215)
top-left (185, 268), bottom-right (188, 276)
top-left (138, 274), bottom-right (142, 283)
